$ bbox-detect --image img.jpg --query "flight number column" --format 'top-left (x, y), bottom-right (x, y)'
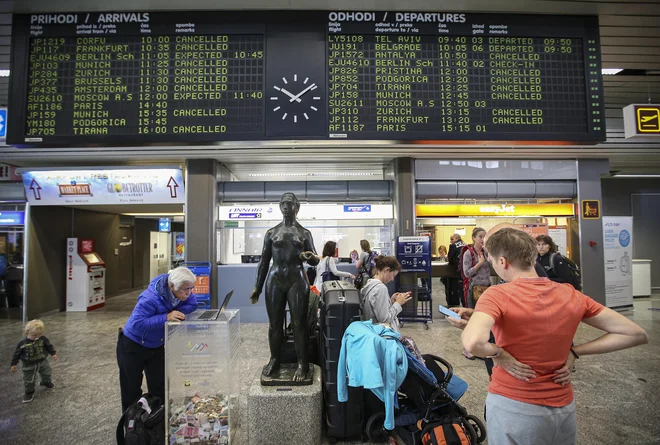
top-left (328, 35), bottom-right (369, 135)
top-left (137, 36), bottom-right (171, 135)
top-left (26, 37), bottom-right (68, 138)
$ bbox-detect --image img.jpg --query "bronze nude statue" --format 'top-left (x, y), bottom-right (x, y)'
top-left (250, 192), bottom-right (318, 383)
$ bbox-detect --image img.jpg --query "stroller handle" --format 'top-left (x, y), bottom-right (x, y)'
top-left (423, 354), bottom-right (454, 385)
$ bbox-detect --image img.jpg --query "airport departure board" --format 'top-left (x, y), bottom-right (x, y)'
top-left (8, 11), bottom-right (606, 145)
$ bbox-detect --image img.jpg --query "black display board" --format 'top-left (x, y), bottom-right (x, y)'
top-left (8, 11), bottom-right (606, 145)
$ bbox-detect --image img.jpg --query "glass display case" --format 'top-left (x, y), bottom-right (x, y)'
top-left (165, 310), bottom-right (240, 444)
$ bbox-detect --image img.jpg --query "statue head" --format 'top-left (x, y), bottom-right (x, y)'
top-left (280, 192), bottom-right (300, 218)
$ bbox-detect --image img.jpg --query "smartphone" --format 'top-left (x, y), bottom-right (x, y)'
top-left (438, 305), bottom-right (461, 319)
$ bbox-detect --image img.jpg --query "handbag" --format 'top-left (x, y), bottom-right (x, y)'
top-left (472, 285), bottom-right (489, 302)
top-left (320, 258), bottom-right (339, 282)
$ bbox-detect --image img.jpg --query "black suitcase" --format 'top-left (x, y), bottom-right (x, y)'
top-left (320, 280), bottom-right (364, 440)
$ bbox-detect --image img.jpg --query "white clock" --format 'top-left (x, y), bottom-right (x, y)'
top-left (271, 74), bottom-right (321, 123)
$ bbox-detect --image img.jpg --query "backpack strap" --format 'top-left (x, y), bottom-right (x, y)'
top-left (116, 413), bottom-right (126, 445)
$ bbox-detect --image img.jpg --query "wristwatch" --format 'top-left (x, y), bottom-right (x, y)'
top-left (485, 345), bottom-right (502, 359)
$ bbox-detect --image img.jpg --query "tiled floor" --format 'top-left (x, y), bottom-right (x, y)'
top-left (0, 286), bottom-right (658, 445)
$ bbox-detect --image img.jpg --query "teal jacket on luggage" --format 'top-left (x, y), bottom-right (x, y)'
top-left (337, 320), bottom-right (408, 430)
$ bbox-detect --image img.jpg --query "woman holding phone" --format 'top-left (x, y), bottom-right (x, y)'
top-left (360, 255), bottom-right (412, 332)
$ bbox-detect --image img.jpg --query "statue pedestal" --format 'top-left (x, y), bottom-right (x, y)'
top-left (247, 364), bottom-right (322, 445)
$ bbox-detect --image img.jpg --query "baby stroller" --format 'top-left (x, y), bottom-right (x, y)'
top-left (364, 348), bottom-right (486, 444)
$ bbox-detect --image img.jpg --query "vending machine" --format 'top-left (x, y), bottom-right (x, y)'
top-left (66, 238), bottom-right (106, 311)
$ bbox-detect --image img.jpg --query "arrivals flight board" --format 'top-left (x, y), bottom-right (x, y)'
top-left (8, 11), bottom-right (605, 145)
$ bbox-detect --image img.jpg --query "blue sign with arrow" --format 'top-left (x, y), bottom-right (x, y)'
top-left (159, 218), bottom-right (171, 232)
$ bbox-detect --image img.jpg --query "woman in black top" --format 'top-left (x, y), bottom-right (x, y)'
top-left (536, 234), bottom-right (575, 286)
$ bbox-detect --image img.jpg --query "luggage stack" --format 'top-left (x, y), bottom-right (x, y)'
top-left (319, 280), bottom-right (364, 440)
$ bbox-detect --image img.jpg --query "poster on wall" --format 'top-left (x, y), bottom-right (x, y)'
top-left (548, 226), bottom-right (568, 257)
top-left (174, 232), bottom-right (185, 261)
top-left (603, 216), bottom-right (634, 308)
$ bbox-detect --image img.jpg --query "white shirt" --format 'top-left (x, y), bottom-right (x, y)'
top-left (313, 256), bottom-right (353, 289)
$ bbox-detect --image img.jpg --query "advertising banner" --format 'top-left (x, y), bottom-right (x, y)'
top-left (396, 236), bottom-right (431, 273)
top-left (21, 167), bottom-right (184, 205)
top-left (603, 216), bottom-right (634, 308)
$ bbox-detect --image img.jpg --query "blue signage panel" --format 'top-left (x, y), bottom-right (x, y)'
top-left (396, 236), bottom-right (431, 273)
top-left (0, 211), bottom-right (25, 225)
top-left (0, 108), bottom-right (6, 138)
top-left (343, 204), bottom-right (372, 213)
top-left (159, 218), bottom-right (171, 232)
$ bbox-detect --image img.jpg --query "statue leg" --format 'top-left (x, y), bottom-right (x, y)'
top-left (263, 279), bottom-right (286, 376)
top-left (288, 278), bottom-right (310, 382)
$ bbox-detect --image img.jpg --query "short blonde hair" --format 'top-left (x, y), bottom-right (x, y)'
top-left (25, 319), bottom-right (45, 336)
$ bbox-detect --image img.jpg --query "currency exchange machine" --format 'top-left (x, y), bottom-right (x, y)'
top-left (66, 238), bottom-right (106, 311)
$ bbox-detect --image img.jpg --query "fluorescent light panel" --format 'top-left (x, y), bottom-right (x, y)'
top-left (0, 70), bottom-right (9, 77)
top-left (248, 172), bottom-right (376, 177)
top-left (601, 68), bottom-right (623, 75)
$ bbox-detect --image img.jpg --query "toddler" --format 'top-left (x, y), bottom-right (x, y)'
top-left (10, 319), bottom-right (58, 403)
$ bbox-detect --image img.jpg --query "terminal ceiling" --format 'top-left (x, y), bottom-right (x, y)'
top-left (1, 0), bottom-right (659, 175)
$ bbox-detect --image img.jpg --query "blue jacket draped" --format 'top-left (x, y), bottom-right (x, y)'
top-left (123, 274), bottom-right (197, 348)
top-left (337, 321), bottom-right (408, 430)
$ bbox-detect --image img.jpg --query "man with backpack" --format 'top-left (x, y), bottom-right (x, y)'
top-left (446, 234), bottom-right (466, 307)
top-left (536, 235), bottom-right (582, 291)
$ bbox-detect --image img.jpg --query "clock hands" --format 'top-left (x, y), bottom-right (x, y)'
top-left (274, 86), bottom-right (302, 103)
top-left (289, 83), bottom-right (317, 103)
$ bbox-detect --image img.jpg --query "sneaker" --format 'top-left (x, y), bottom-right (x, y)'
top-left (40, 382), bottom-right (54, 389)
top-left (462, 348), bottom-right (476, 360)
top-left (23, 393), bottom-right (34, 403)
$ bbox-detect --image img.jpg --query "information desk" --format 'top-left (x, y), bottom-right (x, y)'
top-left (9, 11), bottom-right (605, 145)
top-left (217, 262), bottom-right (393, 322)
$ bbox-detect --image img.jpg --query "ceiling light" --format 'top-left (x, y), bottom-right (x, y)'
top-left (121, 212), bottom-right (185, 216)
top-left (612, 174), bottom-right (660, 178)
top-left (601, 68), bottom-right (623, 75)
top-left (0, 70), bottom-right (9, 77)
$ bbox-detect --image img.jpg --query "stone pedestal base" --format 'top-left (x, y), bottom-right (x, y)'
top-left (247, 364), bottom-right (322, 445)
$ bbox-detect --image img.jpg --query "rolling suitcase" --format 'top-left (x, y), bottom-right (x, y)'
top-left (320, 280), bottom-right (364, 440)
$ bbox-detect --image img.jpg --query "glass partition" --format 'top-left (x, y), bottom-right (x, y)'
top-left (217, 219), bottom-right (394, 264)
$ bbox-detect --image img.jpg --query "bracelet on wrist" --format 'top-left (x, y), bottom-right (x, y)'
top-left (570, 348), bottom-right (579, 359)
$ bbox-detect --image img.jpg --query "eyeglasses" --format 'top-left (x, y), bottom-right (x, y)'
top-left (182, 286), bottom-right (195, 292)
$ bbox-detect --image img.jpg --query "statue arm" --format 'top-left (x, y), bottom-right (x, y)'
top-left (254, 230), bottom-right (273, 293)
top-left (301, 229), bottom-right (319, 266)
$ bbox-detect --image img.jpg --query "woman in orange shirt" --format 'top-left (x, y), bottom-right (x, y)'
top-left (454, 228), bottom-right (648, 445)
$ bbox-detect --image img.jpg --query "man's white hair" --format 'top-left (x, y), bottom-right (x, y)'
top-left (168, 267), bottom-right (196, 291)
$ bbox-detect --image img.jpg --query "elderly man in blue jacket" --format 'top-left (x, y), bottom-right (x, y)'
top-left (116, 267), bottom-right (198, 412)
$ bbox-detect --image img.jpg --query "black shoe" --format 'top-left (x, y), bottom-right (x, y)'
top-left (23, 393), bottom-right (34, 403)
top-left (40, 381), bottom-right (54, 389)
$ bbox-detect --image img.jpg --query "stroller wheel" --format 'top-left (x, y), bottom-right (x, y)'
top-left (465, 415), bottom-right (487, 443)
top-left (463, 418), bottom-right (478, 444)
top-left (365, 411), bottom-right (388, 443)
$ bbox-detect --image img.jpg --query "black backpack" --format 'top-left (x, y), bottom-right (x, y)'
top-left (116, 394), bottom-right (165, 445)
top-left (549, 252), bottom-right (582, 291)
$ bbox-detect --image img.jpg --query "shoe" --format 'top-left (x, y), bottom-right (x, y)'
top-left (40, 381), bottom-right (55, 389)
top-left (462, 348), bottom-right (476, 360)
top-left (23, 393), bottom-right (34, 403)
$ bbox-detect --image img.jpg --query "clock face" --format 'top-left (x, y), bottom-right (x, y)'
top-left (271, 74), bottom-right (322, 123)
